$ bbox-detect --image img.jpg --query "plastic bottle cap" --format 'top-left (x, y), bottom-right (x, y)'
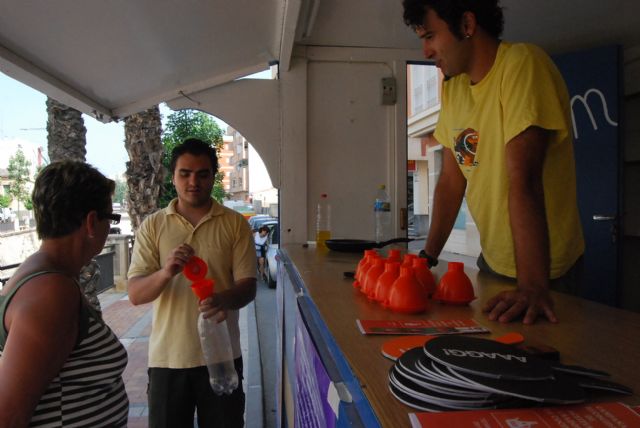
top-left (379, 184), bottom-right (385, 190)
top-left (321, 193), bottom-right (328, 198)
top-left (183, 256), bottom-right (208, 281)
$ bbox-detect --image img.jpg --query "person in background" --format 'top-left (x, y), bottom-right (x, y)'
top-left (403, 0), bottom-right (584, 324)
top-left (0, 161), bottom-right (128, 427)
top-left (254, 225), bottom-right (270, 281)
top-left (128, 138), bottom-right (256, 427)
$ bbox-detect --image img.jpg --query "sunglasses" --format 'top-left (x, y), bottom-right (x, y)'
top-left (100, 213), bottom-right (121, 225)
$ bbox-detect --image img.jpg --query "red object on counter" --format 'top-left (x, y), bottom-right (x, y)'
top-left (412, 257), bottom-right (436, 296)
top-left (362, 258), bottom-right (385, 299)
top-left (433, 261), bottom-right (475, 305)
top-left (354, 249), bottom-right (377, 288)
top-left (373, 261), bottom-right (400, 303)
top-left (386, 266), bottom-right (428, 314)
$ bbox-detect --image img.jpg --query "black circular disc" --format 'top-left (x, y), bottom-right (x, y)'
top-left (424, 335), bottom-right (553, 380)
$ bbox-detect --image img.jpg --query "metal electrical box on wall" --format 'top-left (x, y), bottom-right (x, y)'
top-left (381, 77), bottom-right (396, 105)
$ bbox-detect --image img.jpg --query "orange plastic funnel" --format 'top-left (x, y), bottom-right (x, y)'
top-left (183, 256), bottom-right (207, 281)
top-left (433, 262), bottom-right (475, 305)
top-left (191, 279), bottom-right (215, 301)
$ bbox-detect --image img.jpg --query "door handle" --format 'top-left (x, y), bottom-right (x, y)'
top-left (592, 214), bottom-right (617, 243)
top-left (592, 214), bottom-right (616, 221)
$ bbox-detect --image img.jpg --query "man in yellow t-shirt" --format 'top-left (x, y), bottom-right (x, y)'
top-left (128, 138), bottom-right (256, 427)
top-left (403, 0), bottom-right (584, 324)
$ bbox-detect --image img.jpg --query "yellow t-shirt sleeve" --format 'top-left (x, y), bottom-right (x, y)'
top-left (500, 45), bottom-right (571, 145)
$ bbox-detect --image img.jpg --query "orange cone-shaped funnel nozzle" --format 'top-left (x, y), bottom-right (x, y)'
top-left (191, 279), bottom-right (215, 301)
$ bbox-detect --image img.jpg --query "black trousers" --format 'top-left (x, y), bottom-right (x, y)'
top-left (148, 358), bottom-right (245, 428)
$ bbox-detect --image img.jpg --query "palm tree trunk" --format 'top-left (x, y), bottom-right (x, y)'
top-left (46, 97), bottom-right (101, 312)
top-left (124, 106), bottom-right (165, 231)
top-left (46, 97), bottom-right (87, 162)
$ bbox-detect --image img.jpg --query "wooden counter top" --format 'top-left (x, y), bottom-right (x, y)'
top-left (281, 244), bottom-right (640, 427)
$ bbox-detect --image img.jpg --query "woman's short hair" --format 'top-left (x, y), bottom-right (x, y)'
top-left (403, 0), bottom-right (504, 39)
top-left (32, 161), bottom-right (115, 239)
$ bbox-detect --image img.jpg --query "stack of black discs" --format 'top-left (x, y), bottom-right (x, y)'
top-left (389, 336), bottom-right (632, 412)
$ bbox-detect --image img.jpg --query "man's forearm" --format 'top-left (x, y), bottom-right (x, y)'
top-left (426, 179), bottom-right (465, 257)
top-left (509, 180), bottom-right (550, 291)
top-left (128, 270), bottom-right (173, 305)
top-left (217, 278), bottom-right (257, 310)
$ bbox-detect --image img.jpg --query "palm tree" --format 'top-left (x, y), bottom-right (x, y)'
top-left (124, 106), bottom-right (165, 231)
top-left (46, 97), bottom-right (87, 162)
top-left (46, 97), bottom-right (101, 312)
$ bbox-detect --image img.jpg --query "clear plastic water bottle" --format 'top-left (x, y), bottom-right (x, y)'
top-left (197, 313), bottom-right (239, 395)
top-left (316, 193), bottom-right (331, 249)
top-left (374, 184), bottom-right (391, 243)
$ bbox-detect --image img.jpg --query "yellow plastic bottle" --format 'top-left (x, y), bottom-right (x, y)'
top-left (316, 193), bottom-right (331, 250)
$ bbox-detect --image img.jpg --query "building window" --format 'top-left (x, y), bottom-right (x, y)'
top-left (410, 64), bottom-right (439, 116)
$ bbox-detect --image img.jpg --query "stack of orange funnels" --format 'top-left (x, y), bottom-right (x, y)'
top-left (373, 260), bottom-right (400, 303)
top-left (353, 249), bottom-right (378, 289)
top-left (412, 257), bottom-right (436, 297)
top-left (352, 250), bottom-right (435, 315)
top-left (362, 258), bottom-right (385, 299)
top-left (385, 265), bottom-right (429, 314)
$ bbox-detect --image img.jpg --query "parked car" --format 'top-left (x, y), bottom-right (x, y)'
top-left (248, 214), bottom-right (271, 229)
top-left (262, 220), bottom-right (279, 288)
top-left (250, 215), bottom-right (277, 232)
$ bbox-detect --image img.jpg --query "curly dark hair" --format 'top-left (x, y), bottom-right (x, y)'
top-left (169, 138), bottom-right (219, 175)
top-left (32, 161), bottom-right (115, 239)
top-left (402, 0), bottom-right (504, 40)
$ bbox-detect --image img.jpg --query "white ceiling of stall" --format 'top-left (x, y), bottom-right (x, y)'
top-left (1, 0), bottom-right (639, 122)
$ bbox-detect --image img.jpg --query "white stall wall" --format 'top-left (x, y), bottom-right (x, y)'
top-left (307, 60), bottom-right (391, 241)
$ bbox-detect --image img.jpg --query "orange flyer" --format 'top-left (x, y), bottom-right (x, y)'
top-left (356, 318), bottom-right (489, 336)
top-left (409, 402), bottom-right (640, 428)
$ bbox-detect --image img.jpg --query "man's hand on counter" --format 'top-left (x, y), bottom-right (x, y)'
top-left (482, 287), bottom-right (558, 325)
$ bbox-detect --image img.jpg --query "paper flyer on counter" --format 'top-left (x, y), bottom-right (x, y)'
top-left (409, 402), bottom-right (640, 428)
top-left (356, 318), bottom-right (490, 335)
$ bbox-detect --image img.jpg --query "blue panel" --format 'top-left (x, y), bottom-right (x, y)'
top-left (553, 45), bottom-right (621, 305)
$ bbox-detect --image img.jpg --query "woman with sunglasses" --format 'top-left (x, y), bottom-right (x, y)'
top-left (0, 161), bottom-right (128, 427)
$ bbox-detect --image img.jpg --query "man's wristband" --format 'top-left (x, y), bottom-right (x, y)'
top-left (418, 250), bottom-right (438, 268)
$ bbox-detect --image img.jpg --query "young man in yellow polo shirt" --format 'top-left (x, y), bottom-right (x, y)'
top-left (403, 0), bottom-right (584, 324)
top-left (128, 138), bottom-right (257, 427)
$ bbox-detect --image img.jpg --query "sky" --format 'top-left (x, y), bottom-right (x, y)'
top-left (0, 71), bottom-right (234, 179)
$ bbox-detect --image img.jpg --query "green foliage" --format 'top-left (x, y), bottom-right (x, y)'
top-left (23, 196), bottom-right (33, 210)
top-left (0, 194), bottom-right (12, 208)
top-left (7, 146), bottom-right (33, 214)
top-left (160, 109), bottom-right (228, 207)
top-left (114, 177), bottom-right (127, 204)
